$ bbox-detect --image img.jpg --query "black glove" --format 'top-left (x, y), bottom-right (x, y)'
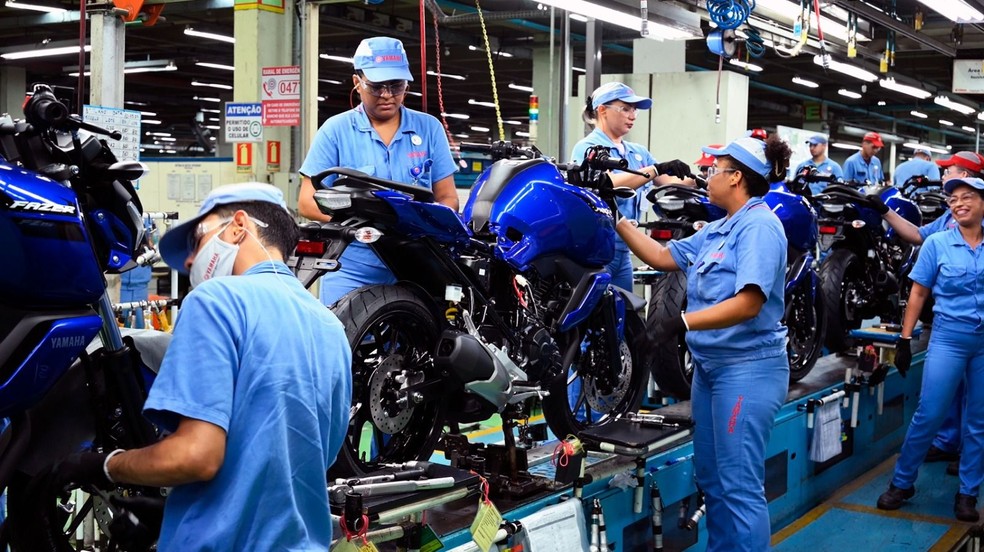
top-left (865, 194), bottom-right (890, 215)
top-left (49, 451), bottom-right (113, 493)
top-left (654, 160), bottom-right (692, 179)
top-left (894, 337), bottom-right (912, 377)
top-left (109, 495), bottom-right (165, 551)
top-left (598, 174), bottom-right (623, 223)
top-left (655, 311), bottom-right (688, 340)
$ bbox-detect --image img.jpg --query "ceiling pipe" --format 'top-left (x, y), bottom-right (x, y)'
top-left (829, 0), bottom-right (957, 57)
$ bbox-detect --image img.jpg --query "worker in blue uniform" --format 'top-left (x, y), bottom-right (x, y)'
top-left (793, 134), bottom-right (843, 195)
top-left (893, 147), bottom-right (941, 188)
top-left (616, 134), bottom-right (791, 552)
top-left (877, 177), bottom-right (984, 522)
top-left (871, 150), bottom-right (984, 470)
top-left (842, 131), bottom-right (884, 185)
top-left (570, 81), bottom-right (692, 291)
top-left (48, 183), bottom-right (353, 549)
top-left (298, 36), bottom-right (458, 305)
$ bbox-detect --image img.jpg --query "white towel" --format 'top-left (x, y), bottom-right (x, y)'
top-left (810, 400), bottom-right (843, 463)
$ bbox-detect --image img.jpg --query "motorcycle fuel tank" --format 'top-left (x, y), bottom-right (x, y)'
top-left (0, 161), bottom-right (105, 306)
top-left (765, 182), bottom-right (819, 252)
top-left (462, 159), bottom-right (616, 271)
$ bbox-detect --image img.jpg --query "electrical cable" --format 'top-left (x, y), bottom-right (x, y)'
top-left (706, 0), bottom-right (755, 30)
top-left (419, 0), bottom-right (428, 112)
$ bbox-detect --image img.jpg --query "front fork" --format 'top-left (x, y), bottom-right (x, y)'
top-left (601, 290), bottom-right (627, 385)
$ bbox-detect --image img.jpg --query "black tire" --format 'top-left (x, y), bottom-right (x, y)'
top-left (645, 271), bottom-right (693, 400)
top-left (329, 285), bottom-right (447, 477)
top-left (5, 472), bottom-right (92, 551)
top-left (820, 249), bottom-right (869, 352)
top-left (785, 276), bottom-right (826, 382)
top-left (541, 307), bottom-right (649, 438)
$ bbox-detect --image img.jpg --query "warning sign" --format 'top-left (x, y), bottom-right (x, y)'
top-left (267, 140), bottom-right (281, 172)
top-left (261, 65), bottom-right (300, 126)
top-left (236, 143), bottom-right (253, 174)
top-left (225, 103), bottom-right (263, 142)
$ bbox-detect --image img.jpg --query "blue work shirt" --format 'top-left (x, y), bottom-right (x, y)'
top-left (793, 158), bottom-right (844, 195)
top-left (908, 227), bottom-right (984, 331)
top-left (299, 104), bottom-right (458, 301)
top-left (144, 261), bottom-right (352, 551)
top-left (919, 211), bottom-right (984, 241)
top-left (842, 151), bottom-right (884, 185)
top-left (571, 129), bottom-right (655, 251)
top-left (893, 158), bottom-right (941, 188)
top-left (667, 197), bottom-right (788, 369)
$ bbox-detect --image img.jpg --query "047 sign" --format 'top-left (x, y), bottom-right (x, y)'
top-left (262, 65), bottom-right (300, 126)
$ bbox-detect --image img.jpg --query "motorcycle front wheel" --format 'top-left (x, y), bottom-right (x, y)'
top-left (541, 306), bottom-right (648, 439)
top-left (820, 249), bottom-right (870, 352)
top-left (330, 284), bottom-right (447, 477)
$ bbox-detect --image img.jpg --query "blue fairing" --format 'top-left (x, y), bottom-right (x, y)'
top-left (375, 190), bottom-right (472, 245)
top-left (880, 186), bottom-right (922, 239)
top-left (559, 271), bottom-right (613, 333)
top-left (463, 159), bottom-right (615, 271)
top-left (0, 314), bottom-right (101, 419)
top-left (0, 162), bottom-right (104, 305)
top-left (765, 183), bottom-right (819, 252)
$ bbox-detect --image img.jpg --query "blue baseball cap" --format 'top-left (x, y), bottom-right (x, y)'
top-left (943, 176), bottom-right (984, 194)
top-left (590, 82), bottom-right (652, 110)
top-left (806, 134), bottom-right (828, 146)
top-left (912, 146), bottom-right (932, 158)
top-left (702, 136), bottom-right (771, 179)
top-left (353, 37), bottom-right (414, 83)
top-left (159, 182), bottom-right (288, 273)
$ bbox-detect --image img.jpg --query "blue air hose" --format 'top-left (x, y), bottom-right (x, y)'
top-left (706, 0), bottom-right (755, 30)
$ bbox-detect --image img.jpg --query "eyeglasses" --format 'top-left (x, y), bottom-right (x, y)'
top-left (359, 78), bottom-right (409, 97)
top-left (947, 192), bottom-right (981, 206)
top-left (605, 104), bottom-right (638, 115)
top-left (706, 166), bottom-right (739, 177)
top-left (189, 216), bottom-right (268, 250)
top-left (945, 166), bottom-right (968, 176)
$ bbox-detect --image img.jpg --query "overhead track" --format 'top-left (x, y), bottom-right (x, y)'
top-left (829, 0), bottom-right (957, 57)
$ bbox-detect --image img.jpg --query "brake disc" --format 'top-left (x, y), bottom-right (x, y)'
top-left (368, 355), bottom-right (417, 434)
top-left (584, 340), bottom-right (632, 412)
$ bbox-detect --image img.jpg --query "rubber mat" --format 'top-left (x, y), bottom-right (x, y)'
top-left (773, 456), bottom-right (977, 552)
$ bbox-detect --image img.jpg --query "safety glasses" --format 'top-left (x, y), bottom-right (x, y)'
top-left (359, 78), bottom-right (409, 98)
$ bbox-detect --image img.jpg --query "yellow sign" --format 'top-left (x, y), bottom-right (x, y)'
top-left (469, 500), bottom-right (503, 552)
top-left (234, 0), bottom-right (284, 13)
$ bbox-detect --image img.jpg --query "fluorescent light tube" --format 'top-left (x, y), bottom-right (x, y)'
top-left (2, 45), bottom-right (90, 60)
top-left (196, 62), bottom-right (235, 71)
top-left (470, 126), bottom-right (490, 132)
top-left (755, 0), bottom-right (868, 42)
top-left (916, 0), bottom-right (984, 23)
top-left (509, 83), bottom-right (534, 93)
top-left (468, 99), bottom-right (498, 108)
top-left (838, 89), bottom-right (862, 99)
top-left (441, 112), bottom-right (470, 120)
top-left (729, 59), bottom-right (763, 72)
top-left (200, 108), bottom-right (221, 114)
top-left (940, 119), bottom-right (954, 126)
top-left (904, 142), bottom-right (949, 154)
top-left (320, 54), bottom-right (354, 64)
top-left (141, 119), bottom-right (162, 125)
top-left (184, 28), bottom-right (235, 44)
top-left (515, 131), bottom-right (531, 137)
top-left (910, 110), bottom-right (928, 118)
top-left (962, 126), bottom-right (976, 133)
top-left (792, 77), bottom-right (819, 88)
top-left (427, 70), bottom-right (466, 81)
top-left (6, 0), bottom-right (66, 12)
top-left (813, 54), bottom-right (877, 82)
top-left (880, 78), bottom-right (931, 99)
top-left (469, 45), bottom-right (513, 58)
top-left (831, 142), bottom-right (862, 150)
top-left (935, 95), bottom-right (977, 115)
top-left (192, 81), bottom-right (233, 90)
top-left (192, 96), bottom-right (222, 103)
top-left (534, 0), bottom-right (693, 40)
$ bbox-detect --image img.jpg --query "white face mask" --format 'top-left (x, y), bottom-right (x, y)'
top-left (189, 220), bottom-right (239, 288)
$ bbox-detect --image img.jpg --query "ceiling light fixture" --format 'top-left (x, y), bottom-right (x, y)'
top-left (755, 0), bottom-right (869, 42)
top-left (573, 66), bottom-right (586, 73)
top-left (427, 70), bottom-right (466, 81)
top-left (442, 112), bottom-right (470, 120)
top-left (904, 142), bottom-right (950, 154)
top-left (935, 95), bottom-right (977, 115)
top-left (192, 80), bottom-right (233, 90)
top-left (2, 45), bottom-right (90, 60)
top-left (146, 131), bottom-right (171, 137)
top-left (196, 62), bottom-right (235, 71)
top-left (470, 125), bottom-right (491, 132)
top-left (792, 76), bottom-right (819, 88)
top-left (319, 78), bottom-right (343, 85)
top-left (910, 110), bottom-right (928, 118)
top-left (838, 88), bottom-right (862, 99)
top-left (916, 0), bottom-right (984, 23)
top-left (504, 120), bottom-right (523, 125)
top-left (831, 142), bottom-right (862, 150)
top-left (141, 119), bottom-right (162, 125)
top-left (516, 131), bottom-right (531, 137)
top-left (962, 126), bottom-right (977, 133)
top-left (877, 101), bottom-right (887, 106)
top-left (509, 83), bottom-right (535, 93)
top-left (184, 28), bottom-right (235, 44)
top-left (813, 54), bottom-right (877, 82)
top-left (879, 78), bottom-right (931, 99)
top-left (468, 99), bottom-right (498, 108)
top-left (940, 119), bottom-right (954, 126)
top-left (468, 45), bottom-right (513, 58)
top-left (406, 91), bottom-right (423, 97)
top-left (534, 0), bottom-right (693, 40)
top-left (319, 54), bottom-right (354, 64)
top-left (6, 0), bottom-right (66, 13)
top-left (139, 111), bottom-right (157, 117)
top-left (192, 96), bottom-right (222, 103)
top-left (729, 59), bottom-right (763, 72)
top-left (200, 108), bottom-right (221, 114)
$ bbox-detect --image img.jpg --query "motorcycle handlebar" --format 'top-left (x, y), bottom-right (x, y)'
top-left (23, 84), bottom-right (122, 139)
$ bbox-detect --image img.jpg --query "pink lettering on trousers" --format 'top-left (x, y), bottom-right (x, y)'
top-left (728, 395), bottom-right (744, 434)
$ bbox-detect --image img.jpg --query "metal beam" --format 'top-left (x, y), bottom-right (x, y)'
top-left (830, 0), bottom-right (957, 57)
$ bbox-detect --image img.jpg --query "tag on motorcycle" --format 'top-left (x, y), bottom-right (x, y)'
top-left (470, 499), bottom-right (503, 552)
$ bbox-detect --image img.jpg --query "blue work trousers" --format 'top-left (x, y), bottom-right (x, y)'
top-left (931, 380), bottom-right (964, 454)
top-left (607, 248), bottom-right (634, 292)
top-left (892, 321), bottom-right (984, 496)
top-left (692, 354), bottom-right (789, 552)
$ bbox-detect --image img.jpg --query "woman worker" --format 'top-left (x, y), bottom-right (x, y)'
top-left (570, 81), bottom-right (692, 291)
top-left (876, 176), bottom-right (984, 522)
top-left (615, 134), bottom-right (792, 551)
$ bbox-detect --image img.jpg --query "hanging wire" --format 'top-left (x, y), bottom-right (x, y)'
top-left (475, 0), bottom-right (505, 141)
top-left (744, 26), bottom-right (766, 58)
top-left (706, 0), bottom-right (755, 30)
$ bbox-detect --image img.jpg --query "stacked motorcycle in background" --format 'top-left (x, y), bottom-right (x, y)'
top-left (290, 142), bottom-right (653, 476)
top-left (0, 85), bottom-right (163, 550)
top-left (641, 174), bottom-right (827, 400)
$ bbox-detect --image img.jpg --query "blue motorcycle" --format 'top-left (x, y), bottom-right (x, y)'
top-left (0, 85), bottom-right (164, 549)
top-left (814, 182), bottom-right (921, 351)
top-left (292, 143), bottom-right (652, 475)
top-left (643, 177), bottom-right (826, 399)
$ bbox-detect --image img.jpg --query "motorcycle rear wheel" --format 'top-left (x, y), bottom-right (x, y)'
top-left (645, 271), bottom-right (693, 400)
top-left (786, 280), bottom-right (826, 382)
top-left (541, 307), bottom-right (648, 439)
top-left (329, 285), bottom-right (447, 477)
top-left (820, 249), bottom-right (869, 352)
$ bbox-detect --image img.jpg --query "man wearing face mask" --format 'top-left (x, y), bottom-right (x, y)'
top-left (298, 36), bottom-right (458, 306)
top-left (45, 183), bottom-right (353, 550)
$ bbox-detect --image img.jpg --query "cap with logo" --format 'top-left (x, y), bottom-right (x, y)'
top-left (702, 137), bottom-right (771, 178)
top-left (590, 82), bottom-right (653, 110)
top-left (159, 182), bottom-right (289, 273)
top-left (862, 132), bottom-right (884, 147)
top-left (695, 145), bottom-right (723, 167)
top-left (936, 151), bottom-right (984, 175)
top-left (353, 37), bottom-right (414, 83)
top-left (806, 134), bottom-right (828, 146)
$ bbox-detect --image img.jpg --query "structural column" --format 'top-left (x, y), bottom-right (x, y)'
top-left (90, 12), bottom-right (125, 107)
top-left (0, 67), bottom-right (26, 116)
